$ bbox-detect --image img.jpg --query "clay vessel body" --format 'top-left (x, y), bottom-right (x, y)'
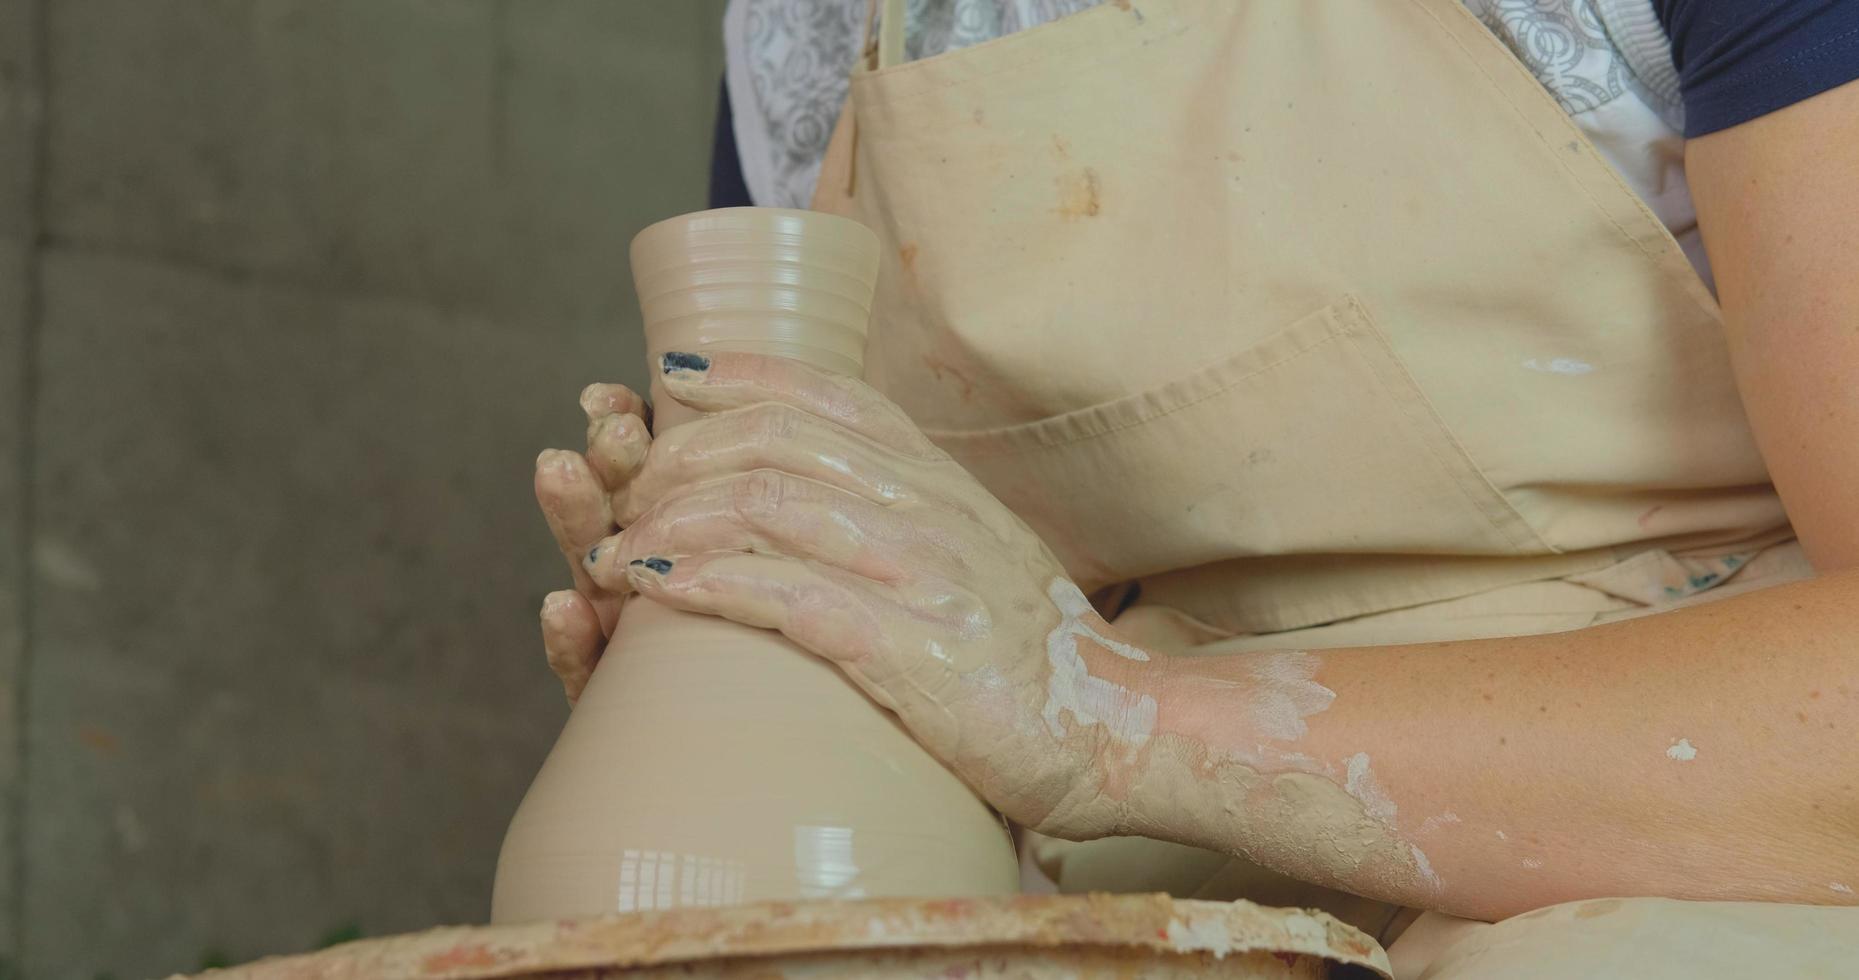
top-left (492, 208), bottom-right (1019, 923)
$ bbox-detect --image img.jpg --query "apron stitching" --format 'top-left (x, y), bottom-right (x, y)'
top-left (1404, 0), bottom-right (1721, 321)
top-left (927, 300), bottom-right (1546, 554)
top-left (1208, 582), bottom-right (1590, 638)
top-left (1282, 547), bottom-right (1618, 625)
top-left (1214, 576), bottom-right (1621, 637)
top-left (924, 319), bottom-right (1350, 457)
top-left (852, 21), bottom-right (1098, 97)
top-left (1121, 602), bottom-right (1234, 643)
top-left (1345, 300), bottom-right (1554, 555)
top-left (1372, 904), bottom-right (1414, 947)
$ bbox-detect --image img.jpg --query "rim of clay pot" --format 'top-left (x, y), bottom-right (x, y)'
top-left (630, 207), bottom-right (880, 277)
top-left (181, 894), bottom-right (1393, 979)
top-left (630, 208), bottom-right (881, 379)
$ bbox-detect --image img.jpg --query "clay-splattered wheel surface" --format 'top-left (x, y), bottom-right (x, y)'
top-left (182, 894), bottom-right (1392, 979)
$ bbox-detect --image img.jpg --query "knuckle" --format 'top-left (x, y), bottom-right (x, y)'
top-left (619, 412), bottom-right (650, 447)
top-left (811, 374), bottom-right (863, 420)
top-left (915, 581), bottom-right (991, 638)
top-left (742, 402), bottom-right (803, 447)
top-left (731, 469), bottom-right (791, 524)
top-left (829, 377), bottom-right (895, 434)
top-left (592, 418), bottom-right (645, 469)
top-left (793, 592), bottom-right (893, 680)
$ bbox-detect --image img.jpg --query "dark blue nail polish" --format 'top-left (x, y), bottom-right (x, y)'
top-left (660, 351), bottom-right (710, 375)
top-left (631, 556), bottom-right (674, 575)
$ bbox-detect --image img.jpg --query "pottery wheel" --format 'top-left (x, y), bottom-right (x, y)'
top-left (185, 894), bottom-right (1393, 979)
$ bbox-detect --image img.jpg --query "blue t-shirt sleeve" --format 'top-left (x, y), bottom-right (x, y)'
top-left (1655, 0), bottom-right (1859, 137)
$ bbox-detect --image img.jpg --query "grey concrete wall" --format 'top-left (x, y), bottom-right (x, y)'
top-left (2, 0), bottom-right (43, 967)
top-left (3, 2), bottom-right (731, 976)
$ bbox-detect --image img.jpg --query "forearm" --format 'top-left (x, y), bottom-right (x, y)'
top-left (1114, 571), bottom-right (1859, 920)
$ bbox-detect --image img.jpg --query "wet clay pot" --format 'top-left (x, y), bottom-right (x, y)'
top-left (491, 209), bottom-right (1020, 924)
top-left (183, 895), bottom-right (1393, 979)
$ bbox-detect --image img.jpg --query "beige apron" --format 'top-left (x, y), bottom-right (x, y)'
top-left (809, 0), bottom-right (1851, 974)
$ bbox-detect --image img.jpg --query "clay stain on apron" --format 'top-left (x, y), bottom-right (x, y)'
top-left (922, 351), bottom-right (977, 402)
top-left (1057, 168), bottom-right (1102, 219)
top-left (1050, 135), bottom-right (1101, 219)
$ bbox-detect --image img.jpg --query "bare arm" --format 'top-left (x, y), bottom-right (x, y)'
top-left (1138, 570), bottom-right (1859, 920)
top-left (1688, 80), bottom-right (1859, 570)
top-left (1127, 80), bottom-right (1859, 919)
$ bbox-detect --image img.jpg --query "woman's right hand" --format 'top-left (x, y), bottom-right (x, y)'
top-left (534, 382), bottom-right (652, 702)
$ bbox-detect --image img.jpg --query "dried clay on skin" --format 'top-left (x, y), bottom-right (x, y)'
top-left (1043, 580), bottom-right (1158, 748)
top-left (1033, 579), bottom-right (1441, 898)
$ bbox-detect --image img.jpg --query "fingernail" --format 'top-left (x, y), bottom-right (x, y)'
top-left (629, 556), bottom-right (674, 575)
top-left (660, 351), bottom-right (710, 376)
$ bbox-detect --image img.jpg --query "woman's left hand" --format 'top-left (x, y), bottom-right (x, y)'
top-left (582, 351), bottom-right (1156, 840)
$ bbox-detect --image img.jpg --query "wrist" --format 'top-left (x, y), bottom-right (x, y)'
top-left (1104, 647), bottom-right (1334, 847)
top-left (1076, 639), bottom-right (1182, 840)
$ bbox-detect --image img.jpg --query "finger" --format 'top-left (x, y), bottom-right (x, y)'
top-left (624, 552), bottom-right (892, 684)
top-left (585, 411), bottom-right (650, 490)
top-left (534, 449), bottom-right (622, 633)
top-left (541, 589), bottom-right (603, 704)
top-left (630, 552), bottom-right (989, 735)
top-left (657, 350), bottom-right (941, 457)
top-left (587, 470), bottom-right (959, 590)
top-left (614, 401), bottom-right (945, 526)
top-left (579, 382), bottom-right (650, 426)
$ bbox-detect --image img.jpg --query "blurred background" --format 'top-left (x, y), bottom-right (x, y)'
top-left (0, 1), bottom-right (730, 975)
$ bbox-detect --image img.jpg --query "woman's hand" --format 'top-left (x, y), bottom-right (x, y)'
top-left (533, 383), bottom-right (653, 703)
top-left (578, 351), bottom-right (1157, 839)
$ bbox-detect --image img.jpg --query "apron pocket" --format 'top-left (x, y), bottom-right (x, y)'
top-left (924, 298), bottom-right (1546, 588)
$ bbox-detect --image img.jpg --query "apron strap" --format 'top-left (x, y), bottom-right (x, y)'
top-left (836, 0), bottom-right (905, 203)
top-left (862, 0), bottom-right (906, 70)
top-left (877, 0), bottom-right (906, 69)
